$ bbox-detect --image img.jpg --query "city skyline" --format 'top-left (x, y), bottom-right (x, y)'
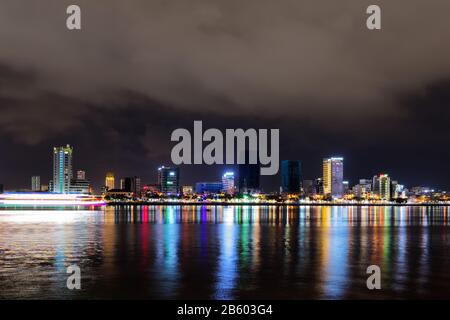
top-left (2, 1), bottom-right (450, 308)
top-left (1, 143), bottom-right (446, 198)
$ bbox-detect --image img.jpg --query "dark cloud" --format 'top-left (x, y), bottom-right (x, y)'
top-left (0, 1), bottom-right (450, 190)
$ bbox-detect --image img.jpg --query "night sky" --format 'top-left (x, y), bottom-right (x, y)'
top-left (1, 1), bottom-right (450, 192)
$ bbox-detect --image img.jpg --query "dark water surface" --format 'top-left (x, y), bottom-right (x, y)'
top-left (0, 205), bottom-right (449, 299)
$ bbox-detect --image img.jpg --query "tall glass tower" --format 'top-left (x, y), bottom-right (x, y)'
top-left (53, 145), bottom-right (73, 194)
top-left (379, 174), bottom-right (391, 201)
top-left (323, 157), bottom-right (344, 198)
top-left (238, 163), bottom-right (260, 194)
top-left (222, 172), bottom-right (235, 195)
top-left (281, 160), bottom-right (301, 194)
top-left (158, 166), bottom-right (180, 195)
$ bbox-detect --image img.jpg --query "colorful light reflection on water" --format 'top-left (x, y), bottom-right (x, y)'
top-left (0, 205), bottom-right (449, 299)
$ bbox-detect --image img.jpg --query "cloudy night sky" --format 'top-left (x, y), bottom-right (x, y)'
top-left (0, 0), bottom-right (450, 192)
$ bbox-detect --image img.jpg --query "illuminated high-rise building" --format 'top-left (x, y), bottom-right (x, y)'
top-left (53, 145), bottom-right (73, 194)
top-left (379, 174), bottom-right (391, 201)
top-left (281, 160), bottom-right (301, 194)
top-left (222, 172), bottom-right (235, 195)
top-left (31, 176), bottom-right (41, 192)
top-left (105, 172), bottom-right (115, 190)
top-left (323, 157), bottom-right (344, 198)
top-left (158, 166), bottom-right (180, 195)
top-left (372, 175), bottom-right (380, 195)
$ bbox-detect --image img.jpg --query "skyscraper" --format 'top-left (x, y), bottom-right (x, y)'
top-left (323, 157), bottom-right (344, 198)
top-left (238, 164), bottom-right (260, 194)
top-left (379, 174), bottom-right (391, 201)
top-left (121, 176), bottom-right (141, 196)
top-left (372, 175), bottom-right (380, 195)
top-left (281, 160), bottom-right (301, 194)
top-left (222, 172), bottom-right (235, 195)
top-left (237, 148), bottom-right (260, 194)
top-left (31, 176), bottom-right (41, 192)
top-left (158, 166), bottom-right (180, 195)
top-left (53, 145), bottom-right (73, 194)
top-left (105, 172), bottom-right (115, 190)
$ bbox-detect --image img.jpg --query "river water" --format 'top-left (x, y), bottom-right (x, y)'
top-left (0, 205), bottom-right (449, 299)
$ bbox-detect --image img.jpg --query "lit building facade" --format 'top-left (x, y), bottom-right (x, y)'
top-left (372, 175), bottom-right (380, 195)
top-left (379, 174), bottom-right (391, 201)
top-left (281, 160), bottom-right (301, 194)
top-left (105, 172), bottom-right (115, 190)
top-left (142, 183), bottom-right (160, 195)
top-left (31, 176), bottom-right (41, 192)
top-left (158, 166), bottom-right (180, 195)
top-left (323, 157), bottom-right (344, 198)
top-left (182, 185), bottom-right (193, 195)
top-left (53, 145), bottom-right (73, 194)
top-left (343, 181), bottom-right (350, 194)
top-left (315, 178), bottom-right (323, 195)
top-left (196, 182), bottom-right (223, 194)
top-left (222, 172), bottom-right (235, 195)
top-left (353, 179), bottom-right (372, 199)
top-left (76, 170), bottom-right (86, 180)
top-left (121, 176), bottom-right (141, 196)
top-left (70, 179), bottom-right (91, 194)
top-left (393, 182), bottom-right (406, 199)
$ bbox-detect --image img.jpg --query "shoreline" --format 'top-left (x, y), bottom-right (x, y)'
top-left (1, 202), bottom-right (449, 209)
top-left (106, 201), bottom-right (450, 207)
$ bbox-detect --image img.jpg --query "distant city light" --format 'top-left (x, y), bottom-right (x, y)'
top-left (0, 193), bottom-right (106, 206)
